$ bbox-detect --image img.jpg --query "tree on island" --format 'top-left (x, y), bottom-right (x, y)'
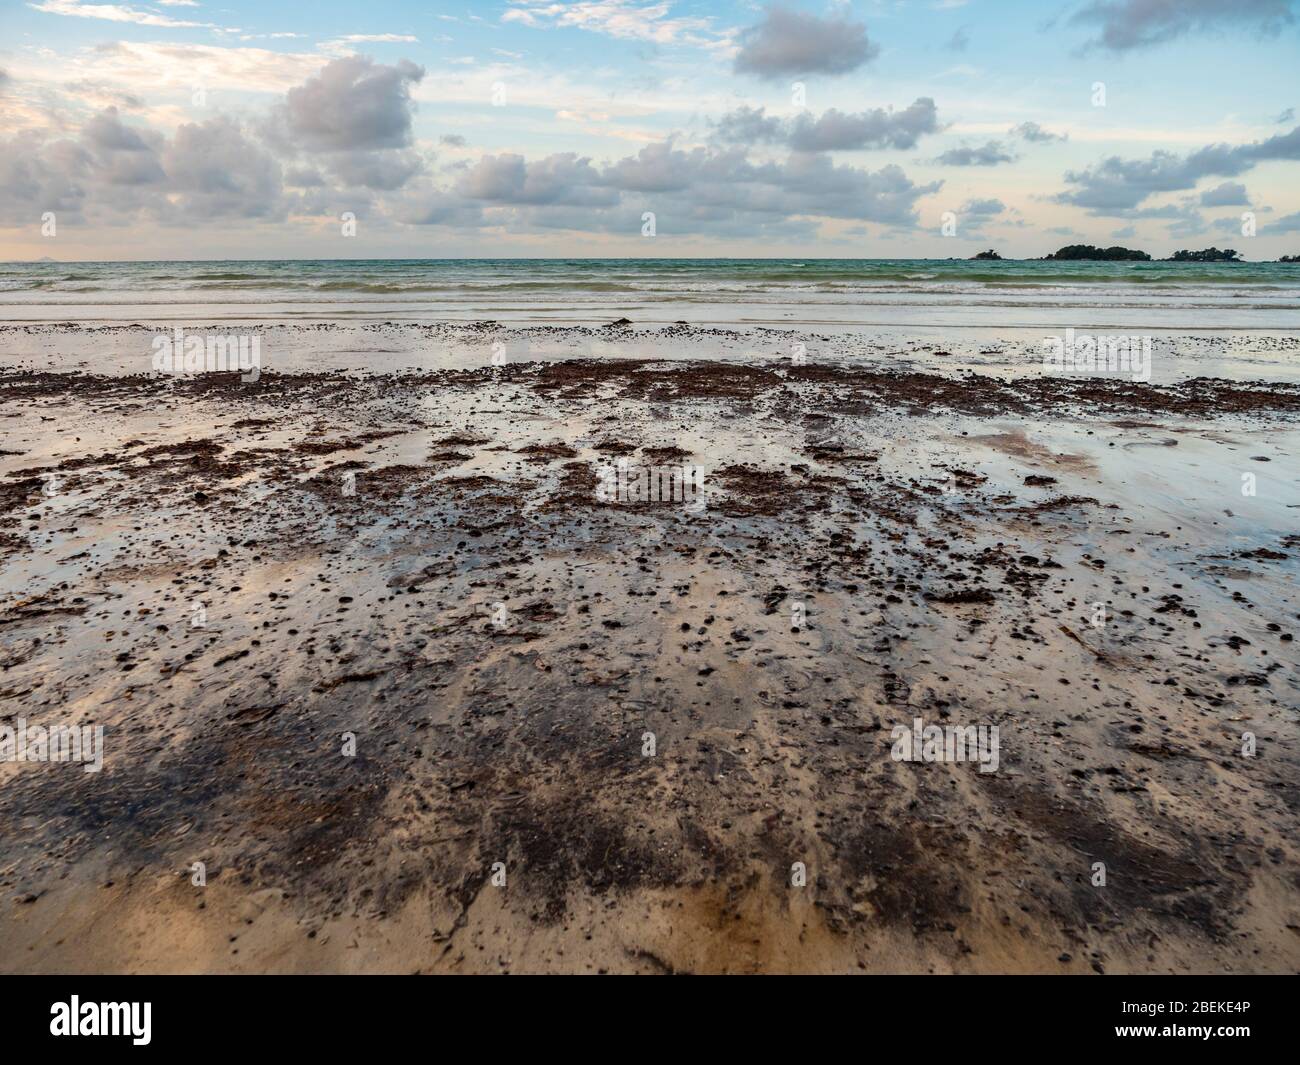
top-left (1044, 244), bottom-right (1151, 261)
top-left (1281, 255), bottom-right (1300, 263)
top-left (971, 249), bottom-right (1002, 260)
top-left (1165, 247), bottom-right (1242, 262)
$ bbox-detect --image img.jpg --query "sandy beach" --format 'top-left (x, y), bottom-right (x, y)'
top-left (2, 320), bottom-right (1297, 974)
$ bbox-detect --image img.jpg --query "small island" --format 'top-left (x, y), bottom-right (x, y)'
top-left (1044, 244), bottom-right (1151, 261)
top-left (971, 249), bottom-right (1002, 260)
top-left (1165, 247), bottom-right (1241, 262)
top-left (1279, 254), bottom-right (1299, 263)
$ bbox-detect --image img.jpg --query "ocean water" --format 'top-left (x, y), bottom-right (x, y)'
top-left (3, 258), bottom-right (1300, 332)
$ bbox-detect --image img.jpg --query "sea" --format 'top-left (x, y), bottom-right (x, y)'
top-left (3, 258), bottom-right (1300, 333)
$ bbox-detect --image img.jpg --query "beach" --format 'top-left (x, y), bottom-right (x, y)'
top-left (1, 271), bottom-right (1299, 973)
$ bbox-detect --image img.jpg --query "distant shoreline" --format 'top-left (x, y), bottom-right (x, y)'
top-left (6, 255), bottom-right (1300, 266)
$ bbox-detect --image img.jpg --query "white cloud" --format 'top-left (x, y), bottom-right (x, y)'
top-left (28, 0), bottom-right (213, 29)
top-left (502, 0), bottom-right (730, 50)
top-left (8, 41), bottom-right (333, 105)
top-left (332, 34), bottom-right (419, 44)
top-left (321, 34), bottom-right (420, 57)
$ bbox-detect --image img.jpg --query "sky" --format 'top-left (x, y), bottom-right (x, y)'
top-left (1, 0), bottom-right (1298, 260)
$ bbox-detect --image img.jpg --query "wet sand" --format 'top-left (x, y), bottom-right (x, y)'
top-left (1, 323), bottom-right (1298, 974)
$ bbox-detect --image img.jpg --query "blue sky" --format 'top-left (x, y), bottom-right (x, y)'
top-left (1, 0), bottom-right (1298, 259)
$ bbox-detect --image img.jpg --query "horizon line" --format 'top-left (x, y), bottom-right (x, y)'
top-left (3, 254), bottom-right (1287, 266)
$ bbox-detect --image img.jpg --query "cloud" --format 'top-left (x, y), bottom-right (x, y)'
top-left (397, 140), bottom-right (941, 234)
top-left (162, 116), bottom-right (285, 220)
top-left (33, 41), bottom-right (337, 101)
top-left (389, 189), bottom-right (485, 228)
top-left (81, 106), bottom-right (166, 190)
top-left (1268, 210), bottom-right (1300, 233)
top-left (615, 143), bottom-right (940, 226)
top-left (332, 35), bottom-right (419, 44)
top-left (712, 98), bottom-right (940, 151)
top-left (1010, 121), bottom-right (1067, 143)
top-left (1200, 181), bottom-right (1250, 206)
top-left (0, 56), bottom-right (439, 230)
top-left (600, 140), bottom-right (722, 192)
top-left (29, 0), bottom-right (213, 29)
top-left (456, 152), bottom-right (616, 206)
top-left (787, 100), bottom-right (940, 152)
top-left (439, 134), bottom-right (468, 147)
top-left (767, 154), bottom-right (941, 225)
top-left (322, 34), bottom-right (421, 57)
top-left (1055, 125), bottom-right (1300, 213)
top-left (0, 131), bottom-right (93, 224)
top-left (273, 56), bottom-right (424, 152)
top-left (1071, 0), bottom-right (1295, 52)
top-left (1164, 207), bottom-right (1209, 237)
top-left (1278, 107), bottom-right (1296, 123)
top-left (935, 141), bottom-right (1015, 166)
top-left (960, 197), bottom-right (1006, 216)
top-left (257, 57), bottom-right (429, 192)
top-left (734, 5), bottom-right (879, 79)
top-left (284, 166), bottom-right (326, 188)
top-left (946, 27), bottom-right (970, 51)
top-left (62, 78), bottom-right (145, 110)
top-left (500, 0), bottom-right (723, 48)
top-left (710, 106), bottom-right (784, 146)
top-left (325, 150), bottom-right (425, 191)
top-left (1, 56), bottom-right (943, 240)
top-left (0, 107), bottom-right (285, 225)
top-left (954, 197), bottom-right (1006, 232)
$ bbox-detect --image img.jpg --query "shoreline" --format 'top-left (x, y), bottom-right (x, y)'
top-left (3, 321), bottom-right (1300, 385)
